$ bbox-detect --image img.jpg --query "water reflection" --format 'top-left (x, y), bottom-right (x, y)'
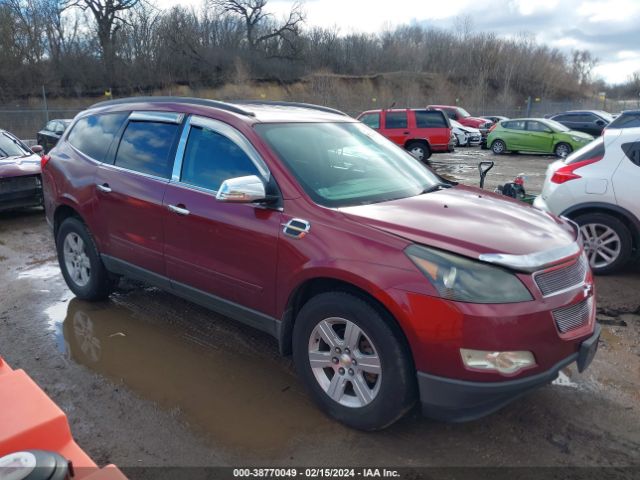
top-left (60, 297), bottom-right (330, 451)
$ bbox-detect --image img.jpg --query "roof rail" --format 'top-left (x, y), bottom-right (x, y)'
top-left (236, 100), bottom-right (349, 117)
top-left (88, 96), bottom-right (256, 117)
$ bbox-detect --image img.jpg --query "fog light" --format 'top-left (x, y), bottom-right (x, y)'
top-left (460, 349), bottom-right (536, 375)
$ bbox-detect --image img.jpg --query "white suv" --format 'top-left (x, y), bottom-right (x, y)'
top-left (534, 127), bottom-right (640, 274)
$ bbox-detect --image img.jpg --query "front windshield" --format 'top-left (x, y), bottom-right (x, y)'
top-left (255, 122), bottom-right (442, 207)
top-left (544, 119), bottom-right (570, 132)
top-left (0, 132), bottom-right (31, 158)
top-left (457, 108), bottom-right (471, 118)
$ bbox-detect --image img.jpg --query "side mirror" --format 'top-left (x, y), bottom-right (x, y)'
top-left (31, 145), bottom-right (44, 154)
top-left (595, 120), bottom-right (605, 126)
top-left (216, 175), bottom-right (266, 203)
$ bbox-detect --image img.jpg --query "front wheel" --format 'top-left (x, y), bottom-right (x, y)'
top-left (491, 139), bottom-right (506, 154)
top-left (56, 217), bottom-right (115, 300)
top-left (292, 292), bottom-right (416, 430)
top-left (554, 142), bottom-right (572, 158)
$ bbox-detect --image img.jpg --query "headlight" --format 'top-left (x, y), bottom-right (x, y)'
top-left (405, 245), bottom-right (533, 303)
top-left (571, 136), bottom-right (586, 143)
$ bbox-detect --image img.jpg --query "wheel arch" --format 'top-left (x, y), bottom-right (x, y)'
top-left (404, 138), bottom-right (431, 149)
top-left (53, 203), bottom-right (85, 238)
top-left (278, 276), bottom-right (414, 366)
top-left (562, 202), bottom-right (640, 250)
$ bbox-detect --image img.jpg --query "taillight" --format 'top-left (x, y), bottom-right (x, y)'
top-left (489, 124), bottom-right (497, 132)
top-left (40, 154), bottom-right (51, 170)
top-left (551, 156), bottom-right (602, 184)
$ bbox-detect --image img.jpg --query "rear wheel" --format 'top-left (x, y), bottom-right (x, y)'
top-left (554, 142), bottom-right (572, 158)
top-left (292, 292), bottom-right (416, 430)
top-left (56, 217), bottom-right (115, 300)
top-left (491, 139), bottom-right (506, 154)
top-left (406, 141), bottom-right (431, 162)
top-left (575, 213), bottom-right (632, 274)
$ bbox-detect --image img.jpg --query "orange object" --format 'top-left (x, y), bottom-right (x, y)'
top-left (0, 356), bottom-right (127, 479)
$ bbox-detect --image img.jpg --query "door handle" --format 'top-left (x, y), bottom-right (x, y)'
top-left (168, 204), bottom-right (190, 216)
top-left (96, 183), bottom-right (112, 193)
top-left (403, 131), bottom-right (410, 135)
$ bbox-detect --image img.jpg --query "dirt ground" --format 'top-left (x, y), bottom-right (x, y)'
top-left (1, 149), bottom-right (639, 473)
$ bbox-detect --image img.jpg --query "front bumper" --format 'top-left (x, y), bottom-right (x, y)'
top-left (0, 175), bottom-right (43, 212)
top-left (417, 324), bottom-right (601, 422)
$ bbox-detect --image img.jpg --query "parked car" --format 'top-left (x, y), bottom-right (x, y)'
top-left (450, 120), bottom-right (481, 147)
top-left (534, 127), bottom-right (640, 274)
top-left (426, 105), bottom-right (493, 130)
top-left (482, 115), bottom-right (509, 124)
top-left (37, 119), bottom-right (72, 152)
top-left (548, 111), bottom-right (613, 137)
top-left (606, 110), bottom-right (640, 130)
top-left (487, 118), bottom-right (593, 157)
top-left (0, 128), bottom-right (44, 212)
top-left (357, 108), bottom-right (452, 161)
top-left (43, 97), bottom-right (599, 430)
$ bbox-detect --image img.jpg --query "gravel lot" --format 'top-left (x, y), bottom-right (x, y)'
top-left (1, 149), bottom-right (639, 474)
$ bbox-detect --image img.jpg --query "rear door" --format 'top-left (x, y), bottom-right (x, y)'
top-left (162, 115), bottom-right (281, 317)
top-left (93, 111), bottom-right (183, 275)
top-left (612, 136), bottom-right (640, 220)
top-left (501, 120), bottom-right (527, 150)
top-left (380, 110), bottom-right (410, 146)
top-left (414, 110), bottom-right (450, 150)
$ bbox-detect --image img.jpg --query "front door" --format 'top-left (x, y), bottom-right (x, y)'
top-left (525, 120), bottom-right (555, 153)
top-left (162, 115), bottom-right (281, 317)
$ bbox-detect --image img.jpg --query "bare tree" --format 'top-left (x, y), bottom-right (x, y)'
top-left (67, 0), bottom-right (143, 84)
top-left (209, 0), bottom-right (304, 54)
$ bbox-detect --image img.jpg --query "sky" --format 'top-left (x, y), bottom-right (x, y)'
top-left (157, 0), bottom-right (640, 85)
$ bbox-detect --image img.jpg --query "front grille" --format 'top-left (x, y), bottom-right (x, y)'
top-left (535, 255), bottom-right (588, 296)
top-left (553, 297), bottom-right (592, 333)
top-left (0, 175), bottom-right (40, 194)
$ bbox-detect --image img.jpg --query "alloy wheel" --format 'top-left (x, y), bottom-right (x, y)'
top-left (63, 232), bottom-right (91, 287)
top-left (580, 223), bottom-right (622, 269)
top-left (308, 317), bottom-right (382, 408)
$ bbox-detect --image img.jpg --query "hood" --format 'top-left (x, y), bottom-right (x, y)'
top-left (0, 154), bottom-right (41, 178)
top-left (460, 125), bottom-right (480, 134)
top-left (340, 185), bottom-right (576, 259)
top-left (461, 117), bottom-right (489, 128)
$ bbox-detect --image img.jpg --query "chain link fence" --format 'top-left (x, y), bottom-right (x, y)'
top-left (0, 108), bottom-right (84, 141)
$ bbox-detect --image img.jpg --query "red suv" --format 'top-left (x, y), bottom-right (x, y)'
top-left (357, 109), bottom-right (454, 162)
top-left (42, 97), bottom-right (600, 430)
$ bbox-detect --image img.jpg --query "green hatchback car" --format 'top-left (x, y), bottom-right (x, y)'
top-left (487, 118), bottom-right (593, 157)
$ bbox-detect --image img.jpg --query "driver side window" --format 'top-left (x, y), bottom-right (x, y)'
top-left (180, 126), bottom-right (260, 191)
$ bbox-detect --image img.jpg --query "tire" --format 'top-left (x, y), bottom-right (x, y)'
top-left (554, 142), bottom-right (572, 158)
top-left (574, 213), bottom-right (633, 274)
top-left (491, 139), bottom-right (506, 154)
top-left (406, 141), bottom-right (431, 162)
top-left (292, 292), bottom-right (416, 430)
top-left (56, 217), bottom-right (115, 300)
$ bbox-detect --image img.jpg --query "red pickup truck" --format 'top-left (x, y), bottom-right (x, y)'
top-left (427, 105), bottom-right (493, 130)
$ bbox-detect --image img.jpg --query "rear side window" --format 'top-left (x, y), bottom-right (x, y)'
top-left (567, 137), bottom-right (604, 164)
top-left (608, 113), bottom-right (640, 129)
top-left (180, 126), bottom-right (259, 191)
top-left (115, 121), bottom-right (180, 178)
top-left (360, 113), bottom-right (380, 129)
top-left (67, 112), bottom-right (128, 161)
top-left (553, 114), bottom-right (571, 122)
top-left (503, 120), bottom-right (526, 130)
top-left (415, 110), bottom-right (447, 128)
top-left (621, 142), bottom-right (640, 167)
top-left (385, 112), bottom-right (408, 129)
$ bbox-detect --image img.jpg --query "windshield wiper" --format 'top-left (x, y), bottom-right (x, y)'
top-left (420, 183), bottom-right (453, 194)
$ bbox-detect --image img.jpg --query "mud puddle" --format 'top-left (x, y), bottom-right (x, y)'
top-left (53, 294), bottom-right (332, 454)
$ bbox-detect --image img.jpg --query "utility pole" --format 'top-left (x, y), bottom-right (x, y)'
top-left (525, 96), bottom-right (532, 117)
top-left (42, 85), bottom-right (49, 123)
